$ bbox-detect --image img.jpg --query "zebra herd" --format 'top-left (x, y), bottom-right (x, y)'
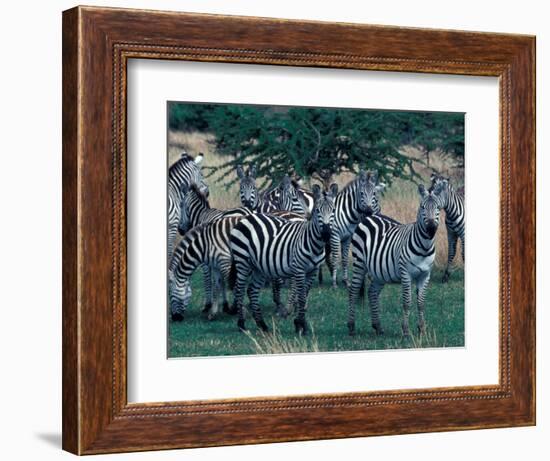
top-left (168, 151), bottom-right (465, 338)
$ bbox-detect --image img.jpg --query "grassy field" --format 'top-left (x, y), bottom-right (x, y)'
top-left (168, 267), bottom-right (464, 357)
top-left (168, 130), bottom-right (465, 358)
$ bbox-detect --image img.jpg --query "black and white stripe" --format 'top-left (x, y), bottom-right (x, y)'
top-left (169, 216), bottom-right (243, 321)
top-left (348, 184), bottom-right (442, 337)
top-left (261, 176), bottom-right (314, 215)
top-left (328, 170), bottom-right (385, 288)
top-left (229, 184), bottom-right (337, 334)
top-left (236, 165), bottom-right (278, 213)
top-left (167, 152), bottom-right (208, 257)
top-left (430, 173), bottom-right (465, 283)
top-left (178, 183), bottom-right (253, 235)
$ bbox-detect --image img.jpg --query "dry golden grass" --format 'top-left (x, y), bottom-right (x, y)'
top-left (168, 130), bottom-right (464, 269)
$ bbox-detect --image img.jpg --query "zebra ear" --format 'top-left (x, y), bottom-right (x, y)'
top-left (194, 153), bottom-right (204, 165)
top-left (236, 165), bottom-right (245, 180)
top-left (359, 169), bottom-right (367, 182)
top-left (418, 184), bottom-right (428, 198)
top-left (329, 183), bottom-right (339, 197)
top-left (248, 165), bottom-right (257, 179)
top-left (312, 184), bottom-right (322, 201)
top-left (370, 170), bottom-right (378, 183)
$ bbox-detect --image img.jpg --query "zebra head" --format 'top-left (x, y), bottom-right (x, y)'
top-left (236, 165), bottom-right (259, 210)
top-left (417, 184), bottom-right (441, 238)
top-left (357, 170), bottom-right (385, 216)
top-left (429, 173), bottom-right (451, 208)
top-left (311, 183), bottom-right (337, 242)
top-left (184, 151), bottom-right (209, 196)
top-left (168, 272), bottom-right (192, 320)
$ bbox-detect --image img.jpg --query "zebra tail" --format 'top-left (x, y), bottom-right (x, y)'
top-left (228, 260), bottom-right (238, 290)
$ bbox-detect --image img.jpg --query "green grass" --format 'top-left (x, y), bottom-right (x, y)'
top-left (168, 268), bottom-right (464, 358)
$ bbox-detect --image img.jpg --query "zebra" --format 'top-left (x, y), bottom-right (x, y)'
top-left (347, 183), bottom-right (443, 337)
top-left (236, 165), bottom-right (278, 213)
top-left (328, 170), bottom-right (385, 289)
top-left (430, 173), bottom-right (465, 283)
top-left (229, 184), bottom-right (337, 334)
top-left (261, 176), bottom-right (314, 215)
top-left (177, 183), bottom-right (253, 235)
top-left (169, 216), bottom-right (243, 321)
top-left (167, 152), bottom-right (208, 258)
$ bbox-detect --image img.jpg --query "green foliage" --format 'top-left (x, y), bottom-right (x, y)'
top-left (168, 102), bottom-right (465, 187)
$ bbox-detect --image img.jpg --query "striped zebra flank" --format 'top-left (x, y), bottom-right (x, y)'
top-left (169, 216), bottom-right (243, 321)
top-left (328, 170), bottom-right (385, 289)
top-left (167, 152), bottom-right (208, 258)
top-left (229, 184), bottom-right (337, 334)
top-left (348, 183), bottom-right (443, 337)
top-left (430, 173), bottom-right (465, 283)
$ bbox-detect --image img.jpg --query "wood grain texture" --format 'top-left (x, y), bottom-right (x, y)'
top-left (62, 5), bottom-right (536, 455)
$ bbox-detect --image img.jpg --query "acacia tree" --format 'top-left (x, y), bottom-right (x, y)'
top-left (168, 103), bottom-right (464, 189)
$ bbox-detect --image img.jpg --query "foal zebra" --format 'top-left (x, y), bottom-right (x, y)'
top-left (229, 184), bottom-right (337, 334)
top-left (328, 170), bottom-right (385, 288)
top-left (348, 184), bottom-right (442, 337)
top-left (169, 216), bottom-right (242, 321)
top-left (167, 152), bottom-right (208, 257)
top-left (430, 173), bottom-right (465, 283)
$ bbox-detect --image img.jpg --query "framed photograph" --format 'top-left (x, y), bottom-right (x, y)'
top-left (62, 6), bottom-right (535, 455)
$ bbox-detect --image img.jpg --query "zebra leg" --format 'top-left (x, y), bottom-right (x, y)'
top-left (341, 237), bottom-right (352, 288)
top-left (347, 262), bottom-right (366, 336)
top-left (330, 232), bottom-right (341, 289)
top-left (461, 236), bottom-right (465, 263)
top-left (293, 273), bottom-right (308, 335)
top-left (234, 264), bottom-right (250, 331)
top-left (443, 230), bottom-right (458, 283)
top-left (400, 274), bottom-right (413, 337)
top-left (248, 273), bottom-right (269, 332)
top-left (201, 265), bottom-right (213, 314)
top-left (207, 270), bottom-right (222, 321)
top-left (416, 272), bottom-right (431, 335)
top-left (219, 261), bottom-right (232, 315)
top-left (368, 281), bottom-right (385, 335)
top-left (272, 278), bottom-right (288, 318)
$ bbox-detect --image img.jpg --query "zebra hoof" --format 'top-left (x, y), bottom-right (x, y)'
top-left (207, 312), bottom-right (218, 321)
top-left (171, 312), bottom-right (184, 322)
top-left (237, 319), bottom-right (247, 332)
top-left (275, 306), bottom-right (289, 318)
top-left (372, 323), bottom-right (385, 336)
top-left (222, 301), bottom-right (231, 314)
top-left (417, 324), bottom-right (427, 336)
top-left (442, 272), bottom-right (450, 283)
top-left (294, 318), bottom-right (308, 335)
top-left (201, 302), bottom-right (212, 314)
top-left (256, 319), bottom-right (269, 333)
top-left (347, 321), bottom-right (356, 337)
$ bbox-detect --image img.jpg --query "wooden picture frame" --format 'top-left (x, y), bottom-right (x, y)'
top-left (62, 5), bottom-right (536, 455)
